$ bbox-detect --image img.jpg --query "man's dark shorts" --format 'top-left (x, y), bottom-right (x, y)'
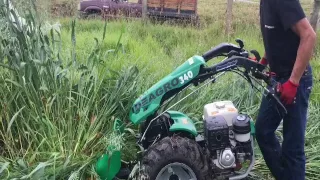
top-left (255, 65), bottom-right (313, 180)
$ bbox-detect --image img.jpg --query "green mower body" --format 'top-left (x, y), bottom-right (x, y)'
top-left (129, 55), bottom-right (206, 125)
top-left (94, 40), bottom-right (285, 180)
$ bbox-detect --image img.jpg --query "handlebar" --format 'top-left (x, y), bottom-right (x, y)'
top-left (202, 39), bottom-right (248, 61)
top-left (201, 56), bottom-right (265, 76)
top-left (202, 43), bottom-right (243, 61)
top-left (197, 39), bottom-right (288, 115)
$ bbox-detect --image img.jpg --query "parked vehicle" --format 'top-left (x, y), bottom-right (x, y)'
top-left (78, 0), bottom-right (143, 19)
top-left (78, 0), bottom-right (198, 22)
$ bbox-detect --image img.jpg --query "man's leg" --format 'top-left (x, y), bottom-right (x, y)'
top-left (255, 88), bottom-right (284, 179)
top-left (281, 74), bottom-right (313, 180)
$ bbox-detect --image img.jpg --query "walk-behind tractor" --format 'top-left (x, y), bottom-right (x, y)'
top-left (94, 39), bottom-right (288, 180)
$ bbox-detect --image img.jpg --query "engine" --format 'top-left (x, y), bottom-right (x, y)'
top-left (203, 101), bottom-right (253, 176)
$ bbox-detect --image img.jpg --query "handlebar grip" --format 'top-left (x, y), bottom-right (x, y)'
top-left (202, 43), bottom-right (227, 61)
top-left (202, 49), bottom-right (218, 62)
top-left (202, 43), bottom-right (242, 62)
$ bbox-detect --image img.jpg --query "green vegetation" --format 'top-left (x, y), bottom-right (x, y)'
top-left (0, 0), bottom-right (320, 180)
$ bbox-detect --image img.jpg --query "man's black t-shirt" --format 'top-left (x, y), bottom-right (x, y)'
top-left (260, 0), bottom-right (306, 77)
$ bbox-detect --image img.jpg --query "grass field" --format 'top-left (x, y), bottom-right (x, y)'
top-left (1, 0), bottom-right (320, 179)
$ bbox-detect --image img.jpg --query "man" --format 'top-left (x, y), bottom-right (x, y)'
top-left (255, 0), bottom-right (316, 179)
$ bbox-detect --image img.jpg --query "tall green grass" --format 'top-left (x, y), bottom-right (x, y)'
top-left (0, 2), bottom-right (142, 179)
top-left (1, 1), bottom-right (320, 180)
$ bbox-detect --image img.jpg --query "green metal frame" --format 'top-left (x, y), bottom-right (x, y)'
top-left (129, 55), bottom-right (206, 125)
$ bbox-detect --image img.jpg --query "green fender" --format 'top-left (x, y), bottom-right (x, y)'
top-left (167, 111), bottom-right (198, 136)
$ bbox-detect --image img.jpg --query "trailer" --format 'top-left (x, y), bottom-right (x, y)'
top-left (78, 0), bottom-right (199, 23)
top-left (147, 0), bottom-right (198, 20)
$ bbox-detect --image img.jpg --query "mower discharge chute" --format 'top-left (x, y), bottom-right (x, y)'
top-left (95, 119), bottom-right (124, 180)
top-left (95, 39), bottom-right (287, 180)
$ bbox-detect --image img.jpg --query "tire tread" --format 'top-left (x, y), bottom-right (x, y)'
top-left (137, 135), bottom-right (211, 180)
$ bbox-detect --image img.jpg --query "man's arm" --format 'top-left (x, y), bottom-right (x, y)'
top-left (290, 18), bottom-right (316, 85)
top-left (274, 0), bottom-right (316, 84)
top-left (273, 0), bottom-right (316, 104)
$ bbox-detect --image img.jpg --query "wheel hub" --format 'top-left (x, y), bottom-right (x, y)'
top-left (169, 174), bottom-right (179, 180)
top-left (155, 162), bottom-right (197, 180)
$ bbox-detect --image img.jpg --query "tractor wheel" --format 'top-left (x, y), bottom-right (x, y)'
top-left (137, 135), bottom-right (211, 180)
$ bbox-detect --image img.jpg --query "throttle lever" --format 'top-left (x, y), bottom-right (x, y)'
top-left (250, 50), bottom-right (261, 62)
top-left (265, 82), bottom-right (287, 115)
top-left (235, 39), bottom-right (244, 49)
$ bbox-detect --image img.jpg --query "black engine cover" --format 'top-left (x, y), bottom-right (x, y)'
top-left (204, 115), bottom-right (229, 152)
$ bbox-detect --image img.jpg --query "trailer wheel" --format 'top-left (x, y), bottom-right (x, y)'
top-left (85, 9), bottom-right (102, 19)
top-left (137, 135), bottom-right (211, 180)
top-left (191, 15), bottom-right (200, 28)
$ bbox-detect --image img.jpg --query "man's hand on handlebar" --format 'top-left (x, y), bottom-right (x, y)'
top-left (249, 56), bottom-right (268, 66)
top-left (278, 80), bottom-right (299, 105)
top-left (248, 51), bottom-right (268, 66)
top-left (260, 57), bottom-right (268, 66)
